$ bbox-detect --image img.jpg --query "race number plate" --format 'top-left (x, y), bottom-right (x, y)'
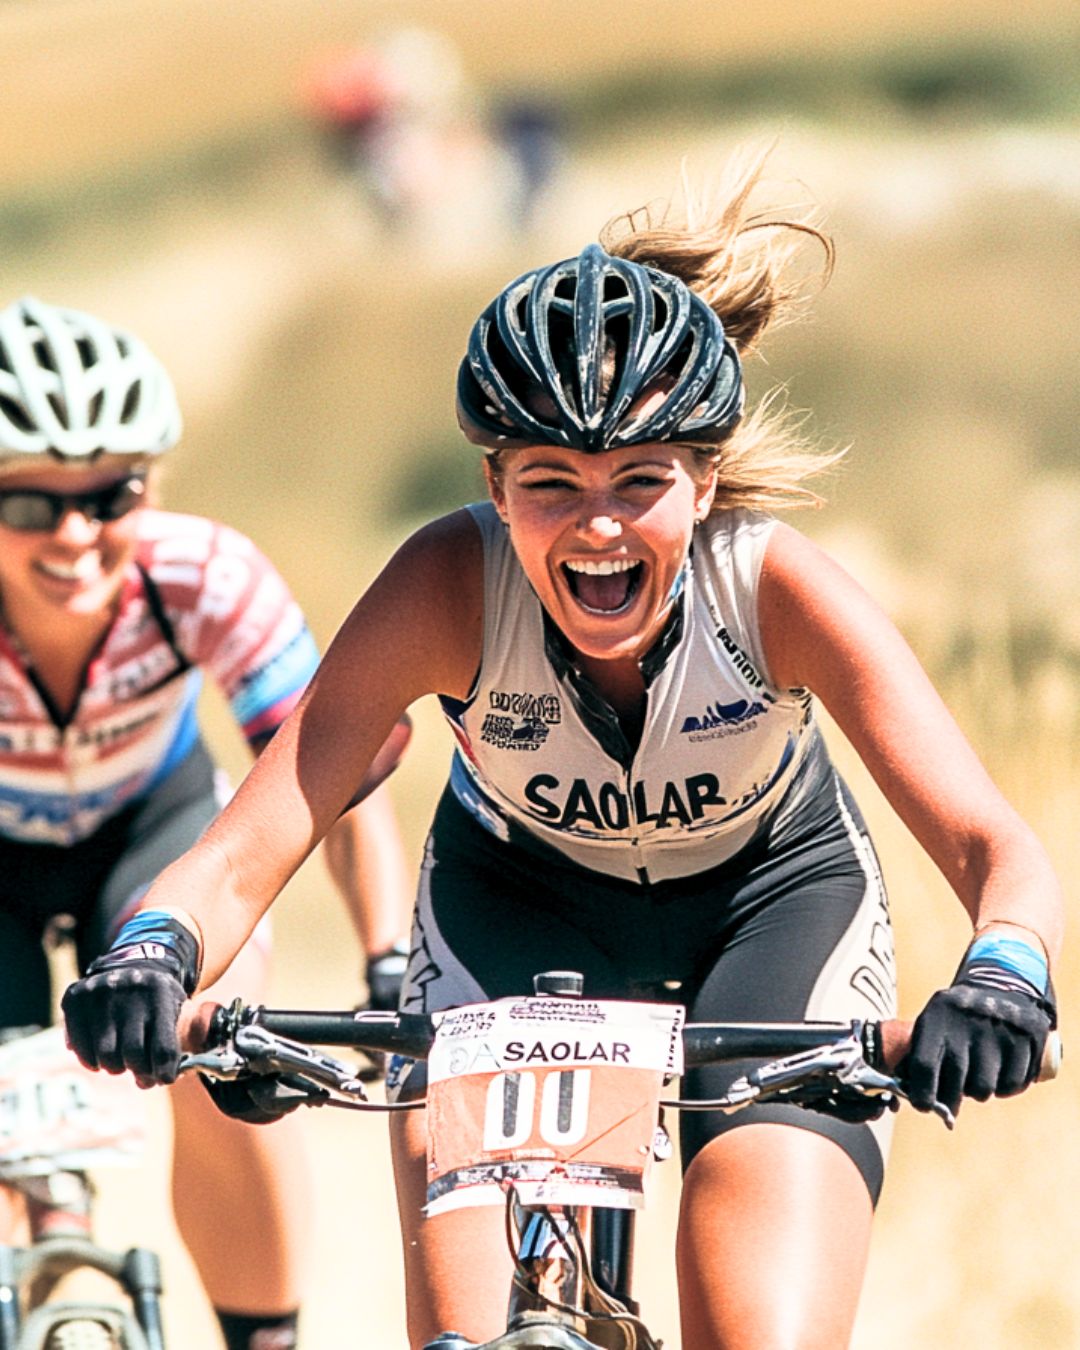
top-left (425, 997), bottom-right (684, 1216)
top-left (0, 1026), bottom-right (146, 1180)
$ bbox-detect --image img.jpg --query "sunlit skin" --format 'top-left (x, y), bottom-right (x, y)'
top-left (0, 462), bottom-right (142, 635)
top-left (485, 442), bottom-right (716, 698)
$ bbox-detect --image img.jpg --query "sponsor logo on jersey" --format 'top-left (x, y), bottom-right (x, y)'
top-left (716, 626), bottom-right (765, 688)
top-left (679, 697), bottom-right (766, 736)
top-left (523, 772), bottom-right (757, 832)
top-left (489, 690), bottom-right (561, 721)
top-left (481, 689), bottom-right (562, 752)
top-left (480, 714), bottom-right (549, 751)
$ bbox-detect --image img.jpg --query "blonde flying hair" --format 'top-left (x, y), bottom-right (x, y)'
top-left (600, 146), bottom-right (841, 514)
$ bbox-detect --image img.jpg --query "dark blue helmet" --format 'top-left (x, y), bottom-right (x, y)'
top-left (456, 243), bottom-right (743, 453)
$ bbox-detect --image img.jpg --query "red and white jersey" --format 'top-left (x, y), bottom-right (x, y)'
top-left (0, 510), bottom-right (320, 845)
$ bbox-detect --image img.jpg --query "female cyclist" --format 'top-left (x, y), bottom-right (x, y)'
top-left (0, 295), bottom-right (412, 1350)
top-left (62, 155), bottom-right (1062, 1349)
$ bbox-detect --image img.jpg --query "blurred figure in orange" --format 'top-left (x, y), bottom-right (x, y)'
top-left (304, 26), bottom-right (564, 246)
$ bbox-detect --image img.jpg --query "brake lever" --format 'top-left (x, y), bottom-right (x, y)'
top-left (178, 1047), bottom-right (248, 1079)
top-left (233, 1026), bottom-right (369, 1098)
top-left (724, 1033), bottom-right (956, 1129)
top-left (178, 1026), bottom-right (370, 1101)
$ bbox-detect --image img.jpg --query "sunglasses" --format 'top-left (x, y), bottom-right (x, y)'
top-left (0, 476), bottom-right (148, 533)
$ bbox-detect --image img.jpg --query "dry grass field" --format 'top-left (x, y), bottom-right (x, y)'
top-left (5, 3), bottom-right (1080, 1345)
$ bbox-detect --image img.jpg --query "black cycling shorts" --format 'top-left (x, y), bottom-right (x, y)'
top-left (397, 766), bottom-right (897, 1204)
top-left (0, 740), bottom-right (221, 1031)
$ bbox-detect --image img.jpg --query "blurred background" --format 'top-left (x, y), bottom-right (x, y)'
top-left (4, 0), bottom-right (1079, 1344)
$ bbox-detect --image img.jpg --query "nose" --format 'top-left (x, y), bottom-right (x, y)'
top-left (576, 491), bottom-right (623, 545)
top-left (52, 505), bottom-right (102, 545)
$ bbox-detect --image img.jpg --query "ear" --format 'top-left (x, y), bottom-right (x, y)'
top-left (693, 465), bottom-right (718, 522)
top-left (483, 457), bottom-right (509, 523)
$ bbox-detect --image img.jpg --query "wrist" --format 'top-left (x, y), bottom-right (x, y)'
top-left (972, 919), bottom-right (1050, 967)
top-left (960, 932), bottom-right (1049, 998)
top-left (102, 910), bottom-right (202, 994)
top-left (368, 937), bottom-right (410, 967)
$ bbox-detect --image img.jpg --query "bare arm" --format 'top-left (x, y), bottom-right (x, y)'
top-left (141, 510), bottom-right (484, 988)
top-left (322, 784), bottom-right (412, 956)
top-left (758, 523), bottom-right (1064, 965)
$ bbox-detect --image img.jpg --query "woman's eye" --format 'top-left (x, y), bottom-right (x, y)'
top-left (521, 477), bottom-right (574, 492)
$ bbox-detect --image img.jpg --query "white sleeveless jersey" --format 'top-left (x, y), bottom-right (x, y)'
top-left (440, 502), bottom-right (821, 883)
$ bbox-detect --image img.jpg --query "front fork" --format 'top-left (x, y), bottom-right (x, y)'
top-left (421, 1201), bottom-right (637, 1350)
top-left (0, 1240), bottom-right (167, 1350)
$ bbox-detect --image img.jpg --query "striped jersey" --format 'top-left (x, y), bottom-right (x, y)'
top-left (0, 510), bottom-right (319, 845)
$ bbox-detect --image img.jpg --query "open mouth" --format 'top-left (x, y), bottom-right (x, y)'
top-left (563, 557), bottom-right (643, 615)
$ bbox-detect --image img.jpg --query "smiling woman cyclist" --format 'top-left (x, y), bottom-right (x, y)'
top-left (0, 295), bottom-right (412, 1350)
top-left (62, 153), bottom-right (1063, 1349)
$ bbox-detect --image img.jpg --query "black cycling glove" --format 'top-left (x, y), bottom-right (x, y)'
top-left (904, 931), bottom-right (1055, 1118)
top-left (350, 940), bottom-right (411, 1083)
top-left (364, 940), bottom-right (410, 1013)
top-left (199, 1072), bottom-right (328, 1125)
top-left (61, 911), bottom-right (201, 1085)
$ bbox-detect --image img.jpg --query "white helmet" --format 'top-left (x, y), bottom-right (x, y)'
top-left (0, 296), bottom-right (181, 464)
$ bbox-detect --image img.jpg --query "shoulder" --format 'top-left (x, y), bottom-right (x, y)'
top-left (343, 508), bottom-right (484, 701)
top-left (134, 509), bottom-right (268, 569)
top-left (758, 522), bottom-right (897, 689)
top-left (759, 521), bottom-right (865, 610)
top-left (388, 506), bottom-right (485, 591)
top-left (134, 510), bottom-right (300, 646)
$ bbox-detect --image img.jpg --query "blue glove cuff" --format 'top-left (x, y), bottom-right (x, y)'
top-left (102, 910), bottom-right (202, 995)
top-left (960, 934), bottom-right (1048, 998)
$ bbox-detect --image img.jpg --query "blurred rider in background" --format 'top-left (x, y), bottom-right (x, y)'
top-left (304, 26), bottom-right (563, 244)
top-left (0, 295), bottom-right (412, 1350)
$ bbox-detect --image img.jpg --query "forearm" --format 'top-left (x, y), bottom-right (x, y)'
top-left (321, 784), bottom-right (412, 955)
top-left (950, 821), bottom-right (1064, 968)
top-left (134, 835), bottom-right (276, 990)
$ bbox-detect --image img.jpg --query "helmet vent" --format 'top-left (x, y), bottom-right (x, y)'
top-left (671, 329), bottom-right (695, 377)
top-left (46, 390), bottom-right (69, 428)
top-left (33, 337), bottom-right (58, 373)
top-left (602, 274), bottom-right (630, 302)
top-left (120, 383), bottom-right (141, 425)
top-left (0, 394), bottom-right (32, 434)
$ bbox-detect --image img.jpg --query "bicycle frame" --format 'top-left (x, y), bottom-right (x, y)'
top-left (397, 1195), bottom-right (643, 1350)
top-left (0, 1232), bottom-right (166, 1350)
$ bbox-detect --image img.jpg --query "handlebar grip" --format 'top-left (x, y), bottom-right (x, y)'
top-left (879, 1019), bottom-right (1062, 1082)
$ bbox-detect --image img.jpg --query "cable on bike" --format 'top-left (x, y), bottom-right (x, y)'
top-left (502, 1191), bottom-right (662, 1350)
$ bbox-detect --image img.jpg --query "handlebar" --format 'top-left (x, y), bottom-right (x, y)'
top-left (177, 972), bottom-right (1061, 1134)
top-left (180, 1002), bottom-right (1061, 1082)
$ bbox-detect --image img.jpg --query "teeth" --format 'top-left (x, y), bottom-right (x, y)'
top-left (565, 558), bottom-right (638, 576)
top-left (39, 558), bottom-right (96, 581)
